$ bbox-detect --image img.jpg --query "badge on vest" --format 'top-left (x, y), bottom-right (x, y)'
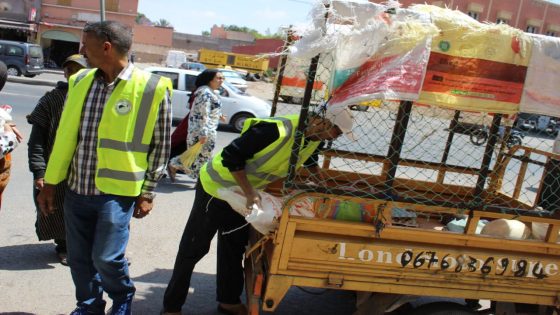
top-left (115, 99), bottom-right (132, 115)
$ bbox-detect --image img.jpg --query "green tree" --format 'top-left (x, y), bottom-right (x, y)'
top-left (201, 30), bottom-right (210, 36)
top-left (208, 25), bottom-right (282, 39)
top-left (155, 18), bottom-right (172, 28)
top-left (135, 12), bottom-right (147, 24)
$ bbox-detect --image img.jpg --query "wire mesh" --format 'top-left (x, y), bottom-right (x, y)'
top-left (270, 22), bottom-right (560, 224)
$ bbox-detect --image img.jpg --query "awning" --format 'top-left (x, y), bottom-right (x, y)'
top-left (0, 19), bottom-right (35, 32)
top-left (41, 30), bottom-right (80, 42)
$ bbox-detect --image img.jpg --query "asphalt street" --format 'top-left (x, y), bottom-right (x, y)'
top-left (0, 77), bottom-right (356, 315)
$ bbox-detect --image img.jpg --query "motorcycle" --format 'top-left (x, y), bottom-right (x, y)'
top-left (469, 127), bottom-right (524, 148)
top-left (506, 129), bottom-right (525, 148)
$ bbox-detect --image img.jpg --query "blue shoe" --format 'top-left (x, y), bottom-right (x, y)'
top-left (110, 300), bottom-right (132, 315)
top-left (69, 300), bottom-right (106, 315)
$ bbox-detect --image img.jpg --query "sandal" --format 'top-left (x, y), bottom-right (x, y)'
top-left (167, 164), bottom-right (177, 182)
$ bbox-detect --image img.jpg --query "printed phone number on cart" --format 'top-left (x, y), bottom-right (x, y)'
top-left (337, 243), bottom-right (558, 279)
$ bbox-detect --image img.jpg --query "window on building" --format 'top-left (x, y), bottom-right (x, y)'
top-left (467, 11), bottom-right (479, 20)
top-left (526, 25), bottom-right (539, 33)
top-left (106, 0), bottom-right (119, 12)
top-left (57, 0), bottom-right (71, 5)
top-left (496, 18), bottom-right (509, 25)
top-left (546, 30), bottom-right (557, 37)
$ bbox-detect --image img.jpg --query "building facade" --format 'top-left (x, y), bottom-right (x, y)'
top-left (0, 0), bottom-right (41, 42)
top-left (395, 0), bottom-right (560, 36)
top-left (38, 0), bottom-right (139, 67)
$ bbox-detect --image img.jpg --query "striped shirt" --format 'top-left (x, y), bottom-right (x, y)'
top-left (67, 63), bottom-right (171, 196)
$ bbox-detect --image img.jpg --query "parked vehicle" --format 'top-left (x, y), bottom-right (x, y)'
top-left (179, 62), bottom-right (206, 72)
top-left (198, 48), bottom-right (269, 73)
top-left (165, 50), bottom-right (188, 68)
top-left (144, 67), bottom-right (271, 132)
top-left (217, 68), bottom-right (248, 92)
top-left (0, 40), bottom-right (44, 77)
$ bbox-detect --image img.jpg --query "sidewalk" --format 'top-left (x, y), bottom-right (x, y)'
top-left (6, 70), bottom-right (62, 87)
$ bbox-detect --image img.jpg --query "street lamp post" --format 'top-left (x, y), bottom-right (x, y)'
top-left (100, 0), bottom-right (106, 22)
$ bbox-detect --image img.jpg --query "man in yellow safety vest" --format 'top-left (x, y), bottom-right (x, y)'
top-left (161, 106), bottom-right (354, 315)
top-left (37, 21), bottom-right (172, 315)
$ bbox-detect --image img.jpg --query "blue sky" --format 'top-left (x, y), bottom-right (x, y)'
top-left (138, 0), bottom-right (560, 36)
top-left (137, 0), bottom-right (314, 36)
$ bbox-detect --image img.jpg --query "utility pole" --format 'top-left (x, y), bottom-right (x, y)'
top-left (100, 0), bottom-right (106, 22)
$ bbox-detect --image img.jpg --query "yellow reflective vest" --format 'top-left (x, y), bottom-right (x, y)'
top-left (200, 115), bottom-right (320, 198)
top-left (44, 67), bottom-right (172, 196)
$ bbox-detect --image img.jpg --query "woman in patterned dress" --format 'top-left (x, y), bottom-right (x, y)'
top-left (169, 69), bottom-right (225, 181)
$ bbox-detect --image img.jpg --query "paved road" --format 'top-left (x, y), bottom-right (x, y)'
top-left (0, 81), bottom-right (356, 315)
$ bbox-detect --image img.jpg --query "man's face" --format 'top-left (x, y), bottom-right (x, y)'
top-left (63, 63), bottom-right (83, 79)
top-left (79, 32), bottom-right (106, 68)
top-left (305, 117), bottom-right (343, 142)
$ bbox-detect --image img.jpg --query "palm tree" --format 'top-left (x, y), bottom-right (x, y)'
top-left (155, 18), bottom-right (172, 28)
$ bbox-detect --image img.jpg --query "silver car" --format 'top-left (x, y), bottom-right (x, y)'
top-left (145, 67), bottom-right (271, 132)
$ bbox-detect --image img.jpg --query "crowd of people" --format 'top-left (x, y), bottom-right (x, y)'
top-left (8, 17), bottom-right (560, 315)
top-left (2, 20), bottom-right (355, 315)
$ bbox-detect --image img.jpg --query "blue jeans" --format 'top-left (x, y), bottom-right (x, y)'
top-left (64, 190), bottom-right (136, 310)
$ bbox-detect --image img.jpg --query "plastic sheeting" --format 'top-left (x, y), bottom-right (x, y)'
top-left (520, 34), bottom-right (560, 117)
top-left (288, 1), bottom-right (554, 115)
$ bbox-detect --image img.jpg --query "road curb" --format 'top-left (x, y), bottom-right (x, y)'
top-left (7, 76), bottom-right (58, 87)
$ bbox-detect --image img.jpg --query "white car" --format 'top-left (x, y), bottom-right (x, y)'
top-left (218, 68), bottom-right (248, 92)
top-left (144, 67), bottom-right (271, 132)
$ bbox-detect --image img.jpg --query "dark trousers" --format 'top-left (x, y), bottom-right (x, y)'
top-left (163, 180), bottom-right (249, 312)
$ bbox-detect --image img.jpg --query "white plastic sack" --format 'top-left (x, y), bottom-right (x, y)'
top-left (531, 222), bottom-right (560, 241)
top-left (480, 219), bottom-right (531, 240)
top-left (217, 186), bottom-right (283, 234)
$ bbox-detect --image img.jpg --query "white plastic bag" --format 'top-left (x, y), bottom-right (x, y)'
top-left (217, 186), bottom-right (283, 234)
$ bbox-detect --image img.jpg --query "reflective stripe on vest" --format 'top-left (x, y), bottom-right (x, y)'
top-left (98, 74), bottom-right (160, 154)
top-left (205, 117), bottom-right (293, 187)
top-left (97, 169), bottom-right (145, 181)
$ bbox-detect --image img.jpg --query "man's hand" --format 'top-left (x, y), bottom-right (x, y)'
top-left (34, 178), bottom-right (45, 190)
top-left (244, 188), bottom-right (261, 214)
top-left (37, 184), bottom-right (57, 216)
top-left (134, 196), bottom-right (153, 219)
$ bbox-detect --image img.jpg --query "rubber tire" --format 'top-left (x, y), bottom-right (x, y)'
top-left (7, 66), bottom-right (21, 76)
top-left (281, 96), bottom-right (293, 104)
top-left (507, 137), bottom-right (522, 149)
top-left (409, 302), bottom-right (477, 315)
top-left (231, 113), bottom-right (254, 132)
top-left (470, 129), bottom-right (488, 146)
top-left (24, 74), bottom-right (36, 78)
top-left (290, 97), bottom-right (303, 104)
top-left (349, 104), bottom-right (369, 112)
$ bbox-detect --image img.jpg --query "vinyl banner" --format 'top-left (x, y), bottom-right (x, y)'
top-left (414, 5), bottom-right (531, 114)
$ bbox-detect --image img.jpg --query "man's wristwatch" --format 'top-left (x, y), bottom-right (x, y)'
top-left (140, 192), bottom-right (156, 200)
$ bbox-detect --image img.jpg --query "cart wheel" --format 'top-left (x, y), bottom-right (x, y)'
top-left (409, 302), bottom-right (477, 315)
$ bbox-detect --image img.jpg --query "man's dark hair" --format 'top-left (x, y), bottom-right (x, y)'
top-left (83, 21), bottom-right (132, 56)
top-left (0, 61), bottom-right (7, 92)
